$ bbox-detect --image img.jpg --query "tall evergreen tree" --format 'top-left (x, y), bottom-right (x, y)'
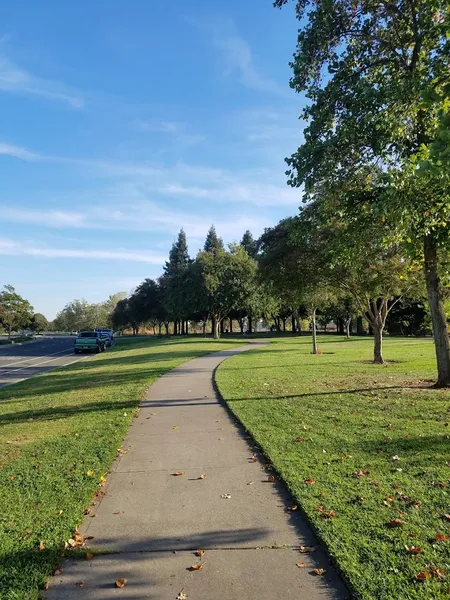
top-left (240, 230), bottom-right (258, 259)
top-left (204, 225), bottom-right (224, 253)
top-left (163, 229), bottom-right (191, 332)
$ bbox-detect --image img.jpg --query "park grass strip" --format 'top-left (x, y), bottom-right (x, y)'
top-left (0, 336), bottom-right (240, 600)
top-left (216, 336), bottom-right (450, 600)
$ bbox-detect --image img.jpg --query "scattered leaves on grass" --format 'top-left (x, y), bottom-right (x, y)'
top-left (299, 545), bottom-right (316, 553)
top-left (304, 477), bottom-right (315, 485)
top-left (435, 533), bottom-right (449, 541)
top-left (432, 481), bottom-right (447, 488)
top-left (387, 519), bottom-right (405, 528)
top-left (392, 455), bottom-right (400, 461)
top-left (115, 578), bottom-right (128, 588)
top-left (85, 553), bottom-right (94, 560)
top-left (295, 437), bottom-right (305, 442)
top-left (354, 470), bottom-right (370, 478)
top-left (189, 564), bottom-right (204, 571)
top-left (87, 470), bottom-right (94, 477)
top-left (416, 572), bottom-right (429, 582)
top-left (443, 514), bottom-right (450, 522)
top-left (312, 569), bottom-right (325, 576)
top-left (429, 567), bottom-right (447, 581)
top-left (172, 472), bottom-right (185, 477)
top-left (39, 540), bottom-right (45, 551)
top-left (296, 562), bottom-right (306, 568)
top-left (195, 550), bottom-right (205, 558)
top-left (405, 546), bottom-right (423, 555)
top-left (267, 475), bottom-right (275, 482)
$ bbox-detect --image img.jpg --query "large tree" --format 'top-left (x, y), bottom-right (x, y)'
top-left (163, 229), bottom-right (191, 334)
top-left (0, 285), bottom-right (34, 339)
top-left (276, 0), bottom-right (450, 383)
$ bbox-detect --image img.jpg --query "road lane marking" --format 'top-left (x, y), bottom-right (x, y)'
top-left (0, 352), bottom-right (77, 376)
top-left (0, 348), bottom-right (75, 370)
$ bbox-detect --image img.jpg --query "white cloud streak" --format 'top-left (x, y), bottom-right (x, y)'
top-left (0, 57), bottom-right (84, 108)
top-left (0, 143), bottom-right (41, 161)
top-left (0, 237), bottom-right (166, 264)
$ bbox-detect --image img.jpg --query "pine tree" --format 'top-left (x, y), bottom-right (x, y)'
top-left (204, 225), bottom-right (224, 253)
top-left (240, 230), bottom-right (258, 259)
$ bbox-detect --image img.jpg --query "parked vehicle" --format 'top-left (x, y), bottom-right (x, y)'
top-left (74, 331), bottom-right (106, 354)
top-left (95, 328), bottom-right (114, 347)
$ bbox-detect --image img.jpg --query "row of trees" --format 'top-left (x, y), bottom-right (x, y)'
top-left (272, 0), bottom-right (450, 385)
top-left (52, 293), bottom-right (127, 332)
top-left (0, 285), bottom-right (48, 338)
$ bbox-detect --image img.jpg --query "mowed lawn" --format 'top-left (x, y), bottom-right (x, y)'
top-left (216, 336), bottom-right (450, 600)
top-left (0, 336), bottom-right (241, 600)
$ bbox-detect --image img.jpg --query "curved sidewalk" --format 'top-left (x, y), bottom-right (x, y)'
top-left (46, 343), bottom-right (348, 599)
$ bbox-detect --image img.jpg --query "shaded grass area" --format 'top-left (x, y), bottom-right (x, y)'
top-left (216, 336), bottom-right (450, 600)
top-left (0, 336), bottom-right (241, 599)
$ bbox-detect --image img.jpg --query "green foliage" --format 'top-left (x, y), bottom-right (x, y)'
top-left (240, 230), bottom-right (259, 259)
top-left (203, 225), bottom-right (224, 254)
top-left (0, 285), bottom-right (34, 337)
top-left (30, 313), bottom-right (49, 333)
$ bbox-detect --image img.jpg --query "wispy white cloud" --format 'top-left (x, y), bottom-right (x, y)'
top-left (0, 143), bottom-right (41, 161)
top-left (0, 237), bottom-right (166, 264)
top-left (186, 16), bottom-right (286, 96)
top-left (0, 56), bottom-right (84, 108)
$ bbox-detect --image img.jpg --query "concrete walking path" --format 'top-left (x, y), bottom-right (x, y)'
top-left (46, 344), bottom-right (348, 599)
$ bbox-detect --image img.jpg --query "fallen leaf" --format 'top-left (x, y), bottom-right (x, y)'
top-left (267, 475), bottom-right (275, 483)
top-left (195, 550), bottom-right (205, 558)
top-left (312, 568), bottom-right (325, 576)
top-left (320, 510), bottom-right (336, 519)
top-left (113, 511), bottom-right (120, 515)
top-left (85, 553), bottom-right (94, 560)
top-left (87, 470), bottom-right (94, 477)
top-left (296, 562), bottom-right (306, 568)
top-left (8, 476), bottom-right (15, 481)
top-left (289, 505), bottom-right (298, 511)
top-left (173, 426), bottom-right (179, 430)
top-left (172, 472), bottom-right (185, 477)
top-left (189, 564), bottom-right (204, 571)
top-left (304, 478), bottom-right (315, 485)
top-left (405, 546), bottom-right (423, 555)
top-left (416, 571), bottom-right (429, 581)
top-left (75, 581), bottom-right (84, 587)
top-left (354, 470), bottom-right (370, 478)
top-left (443, 514), bottom-right (450, 522)
top-left (39, 540), bottom-right (45, 551)
top-left (432, 481), bottom-right (447, 488)
top-left (58, 510), bottom-right (63, 516)
top-left (430, 567), bottom-right (447, 581)
top-left (392, 455), bottom-right (400, 461)
top-left (435, 533), bottom-right (449, 541)
top-left (53, 568), bottom-right (62, 576)
top-left (249, 454), bottom-right (258, 463)
top-left (387, 519), bottom-right (405, 528)
top-left (198, 473), bottom-right (207, 480)
top-left (221, 493), bottom-right (231, 499)
top-left (295, 437), bottom-right (304, 442)
top-left (42, 582), bottom-right (49, 591)
top-left (299, 545), bottom-right (316, 553)
top-left (247, 481), bottom-right (255, 486)
top-left (115, 578), bottom-right (128, 588)
top-left (408, 533), bottom-right (418, 538)
top-left (176, 591), bottom-right (188, 600)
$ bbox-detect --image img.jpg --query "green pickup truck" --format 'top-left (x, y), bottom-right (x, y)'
top-left (74, 331), bottom-right (106, 354)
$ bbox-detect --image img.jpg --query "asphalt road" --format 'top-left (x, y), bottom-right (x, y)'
top-left (0, 336), bottom-right (88, 389)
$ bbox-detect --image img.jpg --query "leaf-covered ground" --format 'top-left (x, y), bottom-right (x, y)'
top-left (0, 336), bottom-right (240, 599)
top-left (216, 336), bottom-right (450, 600)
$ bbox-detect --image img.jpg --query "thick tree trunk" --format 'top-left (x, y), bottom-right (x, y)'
top-left (238, 319), bottom-right (244, 334)
top-left (311, 308), bottom-right (318, 354)
top-left (213, 316), bottom-right (220, 339)
top-left (344, 318), bottom-right (351, 339)
top-left (220, 320), bottom-right (225, 335)
top-left (357, 316), bottom-right (364, 335)
top-left (373, 326), bottom-right (384, 364)
top-left (229, 318), bottom-right (233, 334)
top-left (181, 321), bottom-right (185, 335)
top-left (174, 321), bottom-right (178, 335)
top-left (282, 318), bottom-right (286, 332)
top-left (295, 315), bottom-right (302, 335)
top-left (185, 320), bottom-right (189, 335)
top-left (424, 234), bottom-right (450, 386)
top-left (202, 321), bottom-right (206, 337)
top-left (248, 317), bottom-right (253, 334)
top-left (291, 315), bottom-right (296, 333)
top-left (211, 315), bottom-right (216, 336)
top-left (164, 323), bottom-right (169, 336)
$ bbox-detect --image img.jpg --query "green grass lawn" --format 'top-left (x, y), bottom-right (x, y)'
top-left (0, 336), bottom-right (241, 600)
top-left (216, 336), bottom-right (450, 600)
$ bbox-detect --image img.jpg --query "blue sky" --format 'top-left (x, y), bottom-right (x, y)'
top-left (0, 0), bottom-right (304, 319)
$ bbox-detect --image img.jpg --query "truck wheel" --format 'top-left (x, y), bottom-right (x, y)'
top-left (74, 349), bottom-right (79, 354)
top-left (96, 346), bottom-right (100, 353)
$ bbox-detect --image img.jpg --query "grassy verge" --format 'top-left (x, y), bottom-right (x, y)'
top-left (216, 336), bottom-right (450, 600)
top-left (0, 335), bottom-right (242, 599)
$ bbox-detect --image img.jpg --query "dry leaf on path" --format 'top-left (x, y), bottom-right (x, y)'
top-left (299, 545), bottom-right (316, 553)
top-left (267, 475), bottom-right (275, 483)
top-left (198, 473), bottom-right (207, 480)
top-left (312, 568), bottom-right (325, 576)
top-left (221, 493), bottom-right (231, 499)
top-left (85, 553), bottom-right (94, 560)
top-left (195, 550), bottom-right (205, 558)
top-left (172, 472), bottom-right (185, 477)
top-left (173, 426), bottom-right (179, 430)
top-left (296, 562), bottom-right (306, 568)
top-left (189, 564), bottom-right (204, 571)
top-left (115, 578), bottom-right (128, 588)
top-left (177, 591), bottom-right (188, 600)
top-left (75, 581), bottom-right (84, 587)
